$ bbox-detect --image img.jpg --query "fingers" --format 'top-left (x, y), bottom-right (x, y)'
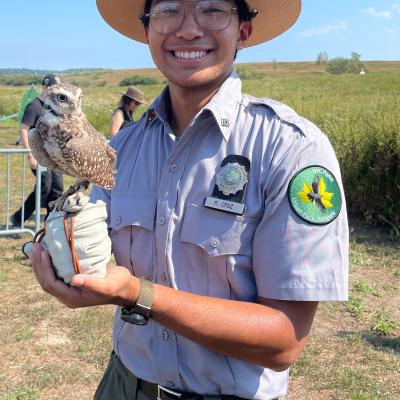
top-left (70, 273), bottom-right (110, 295)
top-left (29, 246), bottom-right (135, 309)
top-left (30, 243), bottom-right (79, 305)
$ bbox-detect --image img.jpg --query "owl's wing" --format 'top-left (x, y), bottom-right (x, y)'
top-left (28, 127), bottom-right (70, 175)
top-left (62, 121), bottom-right (116, 189)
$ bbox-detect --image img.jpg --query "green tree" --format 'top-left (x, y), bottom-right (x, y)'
top-left (327, 52), bottom-right (364, 75)
top-left (316, 51), bottom-right (329, 64)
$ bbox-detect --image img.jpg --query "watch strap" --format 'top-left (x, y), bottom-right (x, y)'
top-left (120, 278), bottom-right (154, 325)
top-left (135, 278), bottom-right (155, 316)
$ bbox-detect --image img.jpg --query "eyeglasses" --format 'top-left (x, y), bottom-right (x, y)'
top-left (139, 0), bottom-right (238, 35)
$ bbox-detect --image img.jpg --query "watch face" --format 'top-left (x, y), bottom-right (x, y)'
top-left (121, 308), bottom-right (149, 325)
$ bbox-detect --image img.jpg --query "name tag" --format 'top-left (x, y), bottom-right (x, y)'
top-left (204, 197), bottom-right (245, 215)
top-left (204, 155), bottom-right (250, 216)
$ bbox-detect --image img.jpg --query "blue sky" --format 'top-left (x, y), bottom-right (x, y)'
top-left (1, 0), bottom-right (399, 70)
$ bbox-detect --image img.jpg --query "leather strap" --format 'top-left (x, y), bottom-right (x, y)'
top-left (63, 213), bottom-right (81, 274)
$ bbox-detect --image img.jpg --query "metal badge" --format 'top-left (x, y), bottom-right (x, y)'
top-left (216, 162), bottom-right (248, 195)
top-left (204, 155), bottom-right (250, 215)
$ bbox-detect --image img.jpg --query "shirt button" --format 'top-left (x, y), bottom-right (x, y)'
top-left (211, 239), bottom-right (219, 248)
top-left (115, 216), bottom-right (122, 225)
top-left (170, 164), bottom-right (178, 173)
top-left (160, 272), bottom-right (167, 281)
top-left (159, 216), bottom-right (166, 225)
top-left (162, 330), bottom-right (169, 340)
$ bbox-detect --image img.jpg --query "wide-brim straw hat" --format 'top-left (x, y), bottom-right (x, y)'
top-left (119, 86), bottom-right (147, 104)
top-left (96, 0), bottom-right (301, 48)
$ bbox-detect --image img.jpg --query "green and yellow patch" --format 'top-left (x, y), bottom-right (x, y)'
top-left (288, 166), bottom-right (342, 225)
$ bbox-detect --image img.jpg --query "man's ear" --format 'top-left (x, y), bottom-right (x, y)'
top-left (144, 26), bottom-right (150, 43)
top-left (237, 21), bottom-right (252, 51)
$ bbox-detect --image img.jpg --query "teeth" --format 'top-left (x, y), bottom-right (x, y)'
top-left (174, 50), bottom-right (207, 59)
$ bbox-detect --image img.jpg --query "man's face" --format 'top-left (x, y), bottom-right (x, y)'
top-left (145, 0), bottom-right (252, 90)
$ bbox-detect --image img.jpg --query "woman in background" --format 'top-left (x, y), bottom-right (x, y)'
top-left (109, 86), bottom-right (147, 138)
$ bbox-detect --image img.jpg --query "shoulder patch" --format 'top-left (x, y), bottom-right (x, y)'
top-left (288, 166), bottom-right (342, 225)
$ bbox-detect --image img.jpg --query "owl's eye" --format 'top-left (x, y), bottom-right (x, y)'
top-left (57, 94), bottom-right (67, 102)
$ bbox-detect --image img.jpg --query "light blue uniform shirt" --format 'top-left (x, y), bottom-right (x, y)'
top-left (91, 71), bottom-right (349, 400)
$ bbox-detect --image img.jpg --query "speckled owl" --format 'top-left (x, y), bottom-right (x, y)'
top-left (28, 83), bottom-right (116, 192)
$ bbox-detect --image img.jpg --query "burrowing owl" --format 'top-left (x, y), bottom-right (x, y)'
top-left (28, 83), bottom-right (116, 207)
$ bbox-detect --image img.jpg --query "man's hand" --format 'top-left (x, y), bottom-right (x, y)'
top-left (20, 124), bottom-right (37, 169)
top-left (30, 243), bottom-right (140, 309)
top-left (28, 153), bottom-right (38, 170)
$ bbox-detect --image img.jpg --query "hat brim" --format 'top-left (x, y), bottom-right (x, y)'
top-left (119, 91), bottom-right (148, 104)
top-left (96, 0), bottom-right (301, 48)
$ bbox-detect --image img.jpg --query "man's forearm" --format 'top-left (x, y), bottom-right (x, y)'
top-left (149, 283), bottom-right (317, 371)
top-left (20, 126), bottom-right (30, 149)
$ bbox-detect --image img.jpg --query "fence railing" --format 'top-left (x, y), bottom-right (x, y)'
top-left (0, 148), bottom-right (42, 237)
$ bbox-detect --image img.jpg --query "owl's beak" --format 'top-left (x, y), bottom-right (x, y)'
top-left (44, 102), bottom-right (58, 116)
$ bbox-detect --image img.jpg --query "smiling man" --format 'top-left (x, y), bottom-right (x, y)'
top-left (30, 1), bottom-right (349, 399)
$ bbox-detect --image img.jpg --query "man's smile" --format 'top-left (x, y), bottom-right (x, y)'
top-left (172, 50), bottom-right (209, 59)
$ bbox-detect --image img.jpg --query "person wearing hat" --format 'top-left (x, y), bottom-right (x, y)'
top-left (11, 74), bottom-right (64, 226)
top-left (109, 86), bottom-right (147, 138)
top-left (30, 1), bottom-right (349, 399)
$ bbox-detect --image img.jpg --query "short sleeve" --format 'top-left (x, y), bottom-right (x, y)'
top-left (21, 100), bottom-right (39, 127)
top-left (253, 118), bottom-right (349, 301)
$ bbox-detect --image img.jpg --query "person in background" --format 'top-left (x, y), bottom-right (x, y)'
top-left (109, 86), bottom-right (147, 138)
top-left (11, 74), bottom-right (64, 226)
top-left (30, 1), bottom-right (349, 399)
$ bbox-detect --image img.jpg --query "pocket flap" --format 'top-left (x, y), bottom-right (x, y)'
top-left (110, 191), bottom-right (157, 231)
top-left (181, 203), bottom-right (256, 257)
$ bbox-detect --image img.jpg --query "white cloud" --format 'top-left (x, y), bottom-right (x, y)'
top-left (392, 4), bottom-right (400, 12)
top-left (299, 21), bottom-right (347, 38)
top-left (362, 7), bottom-right (392, 19)
top-left (384, 28), bottom-right (396, 33)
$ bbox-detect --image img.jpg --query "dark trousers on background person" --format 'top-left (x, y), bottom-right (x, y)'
top-left (12, 169), bottom-right (63, 224)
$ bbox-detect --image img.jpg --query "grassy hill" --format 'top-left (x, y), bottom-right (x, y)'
top-left (0, 61), bottom-right (399, 232)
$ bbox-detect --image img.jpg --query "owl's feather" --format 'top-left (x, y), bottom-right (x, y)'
top-left (29, 83), bottom-right (116, 190)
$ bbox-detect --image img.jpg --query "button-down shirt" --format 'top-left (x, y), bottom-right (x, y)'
top-left (91, 70), bottom-right (349, 400)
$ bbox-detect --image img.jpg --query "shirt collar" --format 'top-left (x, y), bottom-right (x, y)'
top-left (203, 69), bottom-right (242, 141)
top-left (145, 70), bottom-right (242, 141)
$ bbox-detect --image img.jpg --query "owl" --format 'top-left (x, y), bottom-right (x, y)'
top-left (28, 83), bottom-right (116, 209)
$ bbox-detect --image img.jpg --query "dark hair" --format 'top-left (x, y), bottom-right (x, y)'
top-left (140, 0), bottom-right (257, 26)
top-left (235, 0), bottom-right (258, 22)
top-left (119, 95), bottom-right (136, 109)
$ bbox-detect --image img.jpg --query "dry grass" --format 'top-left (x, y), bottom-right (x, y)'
top-left (0, 64), bottom-right (399, 400)
top-left (0, 223), bottom-right (398, 400)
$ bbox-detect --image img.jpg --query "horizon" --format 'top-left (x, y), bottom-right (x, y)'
top-left (1, 59), bottom-right (400, 74)
top-left (1, 0), bottom-right (400, 70)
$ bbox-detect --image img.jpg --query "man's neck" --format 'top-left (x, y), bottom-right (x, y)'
top-left (167, 75), bottom-right (229, 136)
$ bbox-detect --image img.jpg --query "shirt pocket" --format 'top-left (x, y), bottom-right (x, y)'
top-left (180, 203), bottom-right (258, 300)
top-left (181, 203), bottom-right (256, 257)
top-left (110, 191), bottom-right (157, 279)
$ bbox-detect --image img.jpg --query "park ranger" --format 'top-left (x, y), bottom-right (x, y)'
top-left (30, 0), bottom-right (349, 399)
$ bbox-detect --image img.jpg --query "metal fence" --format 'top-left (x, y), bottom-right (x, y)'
top-left (0, 148), bottom-right (42, 237)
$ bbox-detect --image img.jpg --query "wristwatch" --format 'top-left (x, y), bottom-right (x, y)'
top-left (120, 278), bottom-right (155, 325)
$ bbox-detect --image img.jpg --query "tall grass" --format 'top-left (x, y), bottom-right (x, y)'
top-left (242, 71), bottom-right (400, 233)
top-left (1, 67), bottom-right (399, 232)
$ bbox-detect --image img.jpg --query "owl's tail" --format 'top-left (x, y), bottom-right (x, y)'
top-left (93, 169), bottom-right (115, 190)
top-left (94, 174), bottom-right (115, 189)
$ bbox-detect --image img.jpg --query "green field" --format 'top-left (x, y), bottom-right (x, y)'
top-left (1, 61), bottom-right (399, 232)
top-left (0, 62), bottom-right (399, 400)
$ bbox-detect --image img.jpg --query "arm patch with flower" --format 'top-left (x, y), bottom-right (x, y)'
top-left (288, 166), bottom-right (342, 225)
